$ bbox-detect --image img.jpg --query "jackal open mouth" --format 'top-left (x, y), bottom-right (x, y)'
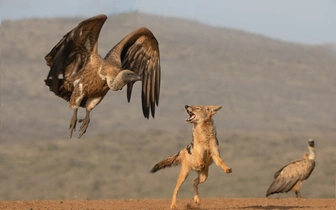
top-left (185, 108), bottom-right (196, 122)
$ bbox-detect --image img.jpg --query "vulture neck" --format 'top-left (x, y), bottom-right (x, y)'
top-left (110, 75), bottom-right (126, 91)
top-left (308, 146), bottom-right (316, 160)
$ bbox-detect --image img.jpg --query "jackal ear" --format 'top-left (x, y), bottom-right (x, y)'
top-left (209, 106), bottom-right (222, 115)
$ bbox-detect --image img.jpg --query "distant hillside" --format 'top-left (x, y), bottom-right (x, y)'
top-left (0, 12), bottom-right (335, 200)
top-left (1, 12), bottom-right (335, 141)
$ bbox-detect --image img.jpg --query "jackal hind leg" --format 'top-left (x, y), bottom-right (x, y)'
top-left (171, 164), bottom-right (191, 209)
top-left (212, 155), bottom-right (232, 173)
top-left (193, 167), bottom-right (209, 205)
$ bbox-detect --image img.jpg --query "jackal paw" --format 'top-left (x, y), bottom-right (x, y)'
top-left (225, 167), bottom-right (232, 174)
top-left (193, 195), bottom-right (200, 204)
top-left (170, 203), bottom-right (177, 209)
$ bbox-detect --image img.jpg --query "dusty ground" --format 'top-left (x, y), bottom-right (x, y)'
top-left (0, 198), bottom-right (334, 210)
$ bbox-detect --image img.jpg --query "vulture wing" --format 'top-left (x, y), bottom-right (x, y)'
top-left (266, 159), bottom-right (315, 196)
top-left (104, 27), bottom-right (161, 119)
top-left (44, 14), bottom-right (107, 96)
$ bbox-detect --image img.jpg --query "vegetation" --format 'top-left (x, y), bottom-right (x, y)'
top-left (0, 12), bottom-right (335, 200)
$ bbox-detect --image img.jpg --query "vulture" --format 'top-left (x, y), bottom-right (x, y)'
top-left (44, 14), bottom-right (161, 138)
top-left (266, 139), bottom-right (316, 198)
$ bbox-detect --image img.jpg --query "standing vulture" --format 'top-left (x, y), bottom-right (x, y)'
top-left (44, 14), bottom-right (161, 138)
top-left (266, 139), bottom-right (316, 198)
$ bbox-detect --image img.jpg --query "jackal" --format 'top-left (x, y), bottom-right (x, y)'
top-left (150, 105), bottom-right (232, 209)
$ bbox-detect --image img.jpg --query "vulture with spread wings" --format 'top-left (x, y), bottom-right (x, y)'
top-left (44, 14), bottom-right (161, 138)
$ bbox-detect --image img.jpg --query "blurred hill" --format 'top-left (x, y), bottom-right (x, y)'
top-left (0, 12), bottom-right (335, 200)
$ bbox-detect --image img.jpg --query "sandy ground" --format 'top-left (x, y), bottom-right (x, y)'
top-left (0, 198), bottom-right (335, 210)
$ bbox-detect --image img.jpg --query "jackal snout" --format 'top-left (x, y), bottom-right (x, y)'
top-left (185, 105), bottom-right (196, 123)
top-left (185, 105), bottom-right (222, 123)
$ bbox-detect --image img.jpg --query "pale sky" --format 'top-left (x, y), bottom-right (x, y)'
top-left (0, 0), bottom-right (335, 44)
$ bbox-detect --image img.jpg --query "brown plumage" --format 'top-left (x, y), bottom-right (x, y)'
top-left (266, 139), bottom-right (316, 198)
top-left (44, 14), bottom-right (161, 138)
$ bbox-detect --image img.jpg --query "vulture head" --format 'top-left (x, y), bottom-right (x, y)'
top-left (308, 139), bottom-right (315, 147)
top-left (108, 70), bottom-right (141, 91)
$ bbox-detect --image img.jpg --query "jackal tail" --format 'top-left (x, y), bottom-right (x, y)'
top-left (150, 151), bottom-right (181, 173)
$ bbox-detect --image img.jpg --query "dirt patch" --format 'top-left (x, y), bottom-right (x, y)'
top-left (0, 198), bottom-right (334, 210)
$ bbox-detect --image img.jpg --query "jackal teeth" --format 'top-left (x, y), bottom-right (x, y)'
top-left (185, 111), bottom-right (196, 121)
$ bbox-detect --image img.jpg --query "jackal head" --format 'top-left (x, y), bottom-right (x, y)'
top-left (185, 105), bottom-right (222, 124)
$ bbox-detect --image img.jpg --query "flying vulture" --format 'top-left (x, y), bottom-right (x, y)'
top-left (44, 14), bottom-right (161, 138)
top-left (266, 139), bottom-right (316, 198)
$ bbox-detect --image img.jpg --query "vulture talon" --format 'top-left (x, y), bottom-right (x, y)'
top-left (69, 109), bottom-right (78, 138)
top-left (78, 110), bottom-right (90, 138)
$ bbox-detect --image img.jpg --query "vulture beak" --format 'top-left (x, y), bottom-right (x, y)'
top-left (123, 70), bottom-right (142, 83)
top-left (137, 75), bottom-right (142, 81)
top-left (131, 74), bottom-right (142, 82)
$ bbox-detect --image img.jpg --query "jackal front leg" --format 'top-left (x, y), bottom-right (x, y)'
top-left (212, 155), bottom-right (232, 173)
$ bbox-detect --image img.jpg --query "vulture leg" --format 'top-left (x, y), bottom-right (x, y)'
top-left (295, 191), bottom-right (302, 198)
top-left (78, 109), bottom-right (90, 138)
top-left (69, 108), bottom-right (78, 138)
